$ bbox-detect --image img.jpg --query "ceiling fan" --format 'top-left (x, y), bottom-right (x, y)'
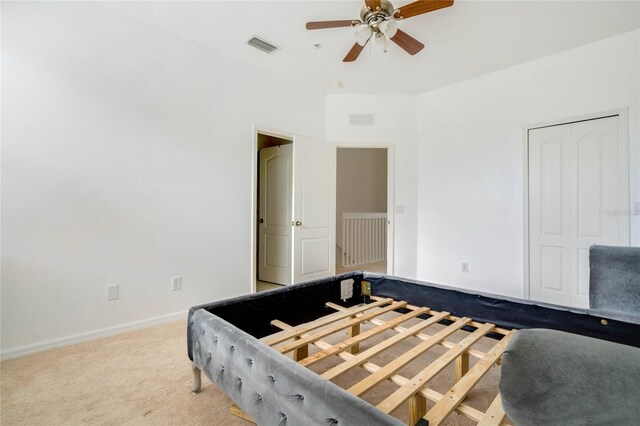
top-left (306, 0), bottom-right (453, 62)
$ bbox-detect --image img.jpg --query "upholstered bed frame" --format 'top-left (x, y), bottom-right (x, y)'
top-left (187, 245), bottom-right (640, 425)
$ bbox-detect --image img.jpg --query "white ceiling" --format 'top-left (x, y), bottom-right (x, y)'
top-left (102, 1), bottom-right (640, 95)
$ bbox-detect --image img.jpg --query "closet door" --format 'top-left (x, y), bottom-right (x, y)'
top-left (529, 116), bottom-right (627, 308)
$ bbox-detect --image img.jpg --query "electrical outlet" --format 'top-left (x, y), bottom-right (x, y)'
top-left (107, 284), bottom-right (119, 301)
top-left (171, 276), bottom-right (182, 291)
top-left (461, 262), bottom-right (469, 273)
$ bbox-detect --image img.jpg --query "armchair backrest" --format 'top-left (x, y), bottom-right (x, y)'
top-left (589, 245), bottom-right (640, 313)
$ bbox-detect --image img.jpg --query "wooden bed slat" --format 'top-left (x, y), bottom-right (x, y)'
top-left (298, 307), bottom-right (430, 367)
top-left (422, 387), bottom-right (485, 422)
top-left (348, 317), bottom-right (472, 397)
top-left (330, 301), bottom-right (490, 360)
top-left (264, 297), bottom-right (517, 426)
top-left (271, 319), bottom-right (487, 422)
top-left (230, 404), bottom-right (255, 423)
top-left (370, 296), bottom-right (512, 336)
top-left (321, 311), bottom-right (451, 381)
top-left (263, 298), bottom-right (392, 346)
top-left (423, 331), bottom-right (515, 426)
top-left (273, 300), bottom-right (407, 354)
top-left (477, 394), bottom-right (507, 426)
top-left (377, 322), bottom-right (495, 414)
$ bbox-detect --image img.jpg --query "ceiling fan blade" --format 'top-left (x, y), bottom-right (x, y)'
top-left (394, 0), bottom-right (454, 19)
top-left (343, 42), bottom-right (367, 62)
top-left (390, 29), bottom-right (425, 55)
top-left (364, 0), bottom-right (382, 11)
top-left (306, 20), bottom-right (357, 30)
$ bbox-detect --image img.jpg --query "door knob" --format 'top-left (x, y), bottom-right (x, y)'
top-left (295, 221), bottom-right (302, 226)
top-left (258, 218), bottom-right (264, 223)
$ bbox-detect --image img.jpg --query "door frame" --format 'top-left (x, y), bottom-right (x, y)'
top-left (251, 125), bottom-right (295, 294)
top-left (521, 108), bottom-right (630, 301)
top-left (335, 144), bottom-right (395, 275)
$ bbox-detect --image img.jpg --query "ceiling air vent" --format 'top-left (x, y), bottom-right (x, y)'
top-left (247, 36), bottom-right (279, 54)
top-left (349, 114), bottom-right (375, 126)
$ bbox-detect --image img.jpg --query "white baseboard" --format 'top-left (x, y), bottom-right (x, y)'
top-left (0, 310), bottom-right (187, 361)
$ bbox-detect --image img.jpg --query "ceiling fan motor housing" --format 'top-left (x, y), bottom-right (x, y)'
top-left (360, 0), bottom-right (396, 27)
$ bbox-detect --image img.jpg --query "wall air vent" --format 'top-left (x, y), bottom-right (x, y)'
top-left (349, 114), bottom-right (375, 126)
top-left (247, 36), bottom-right (279, 54)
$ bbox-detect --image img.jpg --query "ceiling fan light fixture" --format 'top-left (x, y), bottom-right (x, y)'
top-left (379, 20), bottom-right (398, 38)
top-left (374, 33), bottom-right (390, 53)
top-left (355, 26), bottom-right (373, 46)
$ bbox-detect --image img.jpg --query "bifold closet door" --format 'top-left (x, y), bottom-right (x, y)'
top-left (529, 116), bottom-right (627, 308)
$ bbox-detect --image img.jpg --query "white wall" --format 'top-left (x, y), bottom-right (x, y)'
top-left (416, 30), bottom-right (640, 298)
top-left (326, 95), bottom-right (418, 278)
top-left (336, 148), bottom-right (387, 250)
top-left (4, 2), bottom-right (638, 356)
top-left (1, 2), bottom-right (325, 355)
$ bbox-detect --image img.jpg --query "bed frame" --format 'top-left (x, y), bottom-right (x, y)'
top-left (187, 272), bottom-right (640, 426)
top-left (261, 294), bottom-right (515, 425)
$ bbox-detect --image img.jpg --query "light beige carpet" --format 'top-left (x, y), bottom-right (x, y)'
top-left (1, 320), bottom-right (248, 426)
top-left (1, 317), bottom-right (502, 425)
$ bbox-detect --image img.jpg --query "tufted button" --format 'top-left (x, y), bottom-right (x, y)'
top-left (256, 394), bottom-right (262, 401)
top-left (327, 419), bottom-right (338, 425)
top-left (268, 375), bottom-right (276, 383)
top-left (247, 358), bottom-right (253, 365)
top-left (229, 345), bottom-right (235, 352)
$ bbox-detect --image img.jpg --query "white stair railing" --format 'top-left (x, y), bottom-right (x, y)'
top-left (342, 212), bottom-right (387, 267)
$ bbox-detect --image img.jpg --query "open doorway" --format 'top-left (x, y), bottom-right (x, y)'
top-left (251, 127), bottom-right (337, 293)
top-left (256, 132), bottom-right (293, 292)
top-left (336, 147), bottom-right (389, 274)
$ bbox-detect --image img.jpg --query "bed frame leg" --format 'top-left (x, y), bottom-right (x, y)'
top-left (294, 345), bottom-right (308, 361)
top-left (455, 352), bottom-right (469, 380)
top-left (410, 394), bottom-right (427, 425)
top-left (349, 315), bottom-right (361, 354)
top-left (191, 363), bottom-right (202, 393)
top-left (293, 336), bottom-right (309, 361)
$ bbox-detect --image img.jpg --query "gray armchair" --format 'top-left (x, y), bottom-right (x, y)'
top-left (500, 245), bottom-right (640, 425)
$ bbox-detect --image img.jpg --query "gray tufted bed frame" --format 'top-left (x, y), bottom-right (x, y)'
top-left (187, 245), bottom-right (640, 425)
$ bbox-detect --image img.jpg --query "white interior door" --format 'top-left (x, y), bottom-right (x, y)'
top-left (292, 136), bottom-right (336, 283)
top-left (529, 116), bottom-right (627, 308)
top-left (258, 145), bottom-right (292, 285)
